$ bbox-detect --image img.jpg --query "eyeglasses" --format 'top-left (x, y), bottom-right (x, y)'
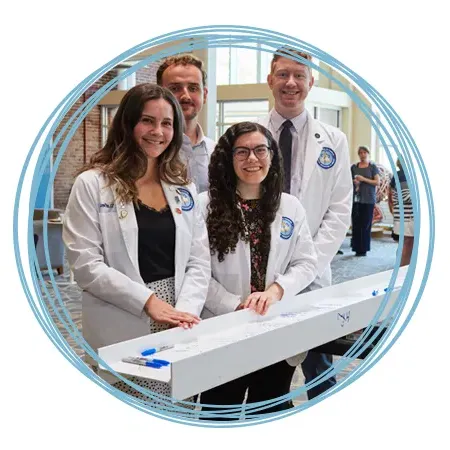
top-left (232, 145), bottom-right (271, 161)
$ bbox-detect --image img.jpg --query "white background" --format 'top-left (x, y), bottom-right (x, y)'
top-left (1, 1), bottom-right (448, 448)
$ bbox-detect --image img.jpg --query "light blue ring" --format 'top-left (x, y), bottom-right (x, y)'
top-left (17, 29), bottom-right (428, 426)
top-left (26, 34), bottom-right (424, 422)
top-left (14, 25), bottom-right (434, 427)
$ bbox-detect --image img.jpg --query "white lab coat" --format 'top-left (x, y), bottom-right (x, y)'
top-left (63, 169), bottom-right (211, 357)
top-left (199, 192), bottom-right (318, 318)
top-left (259, 110), bottom-right (353, 289)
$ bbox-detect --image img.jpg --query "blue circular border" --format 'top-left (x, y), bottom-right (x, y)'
top-left (280, 216), bottom-right (295, 240)
top-left (177, 187), bottom-right (195, 212)
top-left (317, 147), bottom-right (337, 169)
top-left (13, 25), bottom-right (435, 427)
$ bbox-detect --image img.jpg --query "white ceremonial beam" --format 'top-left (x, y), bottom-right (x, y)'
top-left (98, 267), bottom-right (408, 399)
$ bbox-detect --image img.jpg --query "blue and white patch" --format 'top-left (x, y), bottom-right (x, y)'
top-left (177, 188), bottom-right (194, 211)
top-left (317, 147), bottom-right (336, 169)
top-left (280, 216), bottom-right (294, 240)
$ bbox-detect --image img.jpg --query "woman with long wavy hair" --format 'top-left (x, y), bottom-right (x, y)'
top-left (199, 122), bottom-right (317, 419)
top-left (63, 83), bottom-right (210, 410)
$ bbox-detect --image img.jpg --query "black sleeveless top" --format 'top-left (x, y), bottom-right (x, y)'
top-left (134, 200), bottom-right (175, 283)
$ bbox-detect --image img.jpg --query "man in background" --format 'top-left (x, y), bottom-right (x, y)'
top-left (157, 54), bottom-right (215, 193)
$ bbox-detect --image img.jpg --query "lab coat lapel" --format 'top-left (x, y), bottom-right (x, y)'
top-left (236, 238), bottom-right (252, 298)
top-left (265, 210), bottom-right (282, 287)
top-left (300, 114), bottom-right (324, 201)
top-left (161, 181), bottom-right (185, 296)
top-left (113, 184), bottom-right (140, 274)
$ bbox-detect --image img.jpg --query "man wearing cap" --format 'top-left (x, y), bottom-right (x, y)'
top-left (157, 54), bottom-right (215, 193)
top-left (259, 48), bottom-right (353, 400)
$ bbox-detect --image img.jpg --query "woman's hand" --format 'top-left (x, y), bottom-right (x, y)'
top-left (242, 283), bottom-right (284, 316)
top-left (243, 291), bottom-right (275, 315)
top-left (177, 320), bottom-right (198, 330)
top-left (144, 294), bottom-right (200, 328)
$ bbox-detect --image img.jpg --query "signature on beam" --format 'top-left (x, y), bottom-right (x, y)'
top-left (337, 311), bottom-right (350, 327)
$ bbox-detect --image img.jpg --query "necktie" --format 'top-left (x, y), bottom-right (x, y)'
top-left (279, 120), bottom-right (293, 193)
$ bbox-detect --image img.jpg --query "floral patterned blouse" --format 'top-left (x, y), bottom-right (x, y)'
top-left (238, 197), bottom-right (271, 293)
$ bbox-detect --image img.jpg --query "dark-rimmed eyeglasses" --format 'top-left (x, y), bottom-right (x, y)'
top-left (232, 145), bottom-right (271, 161)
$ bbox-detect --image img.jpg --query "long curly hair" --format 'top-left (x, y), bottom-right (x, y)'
top-left (207, 122), bottom-right (283, 262)
top-left (81, 83), bottom-right (187, 203)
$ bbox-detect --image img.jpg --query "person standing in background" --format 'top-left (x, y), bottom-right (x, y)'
top-left (388, 158), bottom-right (414, 266)
top-left (351, 145), bottom-right (380, 256)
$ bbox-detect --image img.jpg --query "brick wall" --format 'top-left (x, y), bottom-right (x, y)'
top-left (53, 63), bottom-right (158, 209)
top-left (136, 64), bottom-right (158, 84)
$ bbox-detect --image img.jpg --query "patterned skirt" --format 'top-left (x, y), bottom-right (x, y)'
top-left (112, 276), bottom-right (196, 414)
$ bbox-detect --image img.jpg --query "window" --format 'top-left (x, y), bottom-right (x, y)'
top-left (101, 106), bottom-right (118, 146)
top-left (316, 107), bottom-right (341, 129)
top-left (216, 47), bottom-right (231, 86)
top-left (372, 109), bottom-right (399, 169)
top-left (217, 44), bottom-right (320, 86)
top-left (216, 100), bottom-right (269, 140)
top-left (230, 46), bottom-right (258, 84)
top-left (216, 44), bottom-right (260, 85)
top-left (378, 139), bottom-right (398, 170)
top-left (302, 105), bottom-right (341, 129)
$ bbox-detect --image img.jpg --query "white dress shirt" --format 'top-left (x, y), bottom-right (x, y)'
top-left (180, 124), bottom-right (215, 193)
top-left (267, 109), bottom-right (309, 190)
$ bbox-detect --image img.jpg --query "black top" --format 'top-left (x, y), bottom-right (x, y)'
top-left (239, 197), bottom-right (270, 293)
top-left (389, 168), bottom-right (407, 188)
top-left (134, 200), bottom-right (175, 284)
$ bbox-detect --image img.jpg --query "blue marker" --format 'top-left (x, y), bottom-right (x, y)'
top-left (122, 356), bottom-right (169, 369)
top-left (150, 358), bottom-right (171, 366)
top-left (141, 344), bottom-right (174, 357)
top-left (372, 289), bottom-right (379, 296)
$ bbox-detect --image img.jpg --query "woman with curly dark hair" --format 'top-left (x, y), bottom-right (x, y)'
top-left (198, 122), bottom-right (317, 418)
top-left (63, 84), bottom-right (210, 410)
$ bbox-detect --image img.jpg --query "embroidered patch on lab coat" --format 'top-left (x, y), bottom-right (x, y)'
top-left (317, 147), bottom-right (336, 169)
top-left (177, 188), bottom-right (194, 211)
top-left (280, 216), bottom-right (294, 240)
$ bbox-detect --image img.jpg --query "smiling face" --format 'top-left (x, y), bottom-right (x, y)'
top-left (268, 56), bottom-right (314, 118)
top-left (161, 63), bottom-right (207, 123)
top-left (133, 98), bottom-right (174, 160)
top-left (233, 131), bottom-right (272, 192)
